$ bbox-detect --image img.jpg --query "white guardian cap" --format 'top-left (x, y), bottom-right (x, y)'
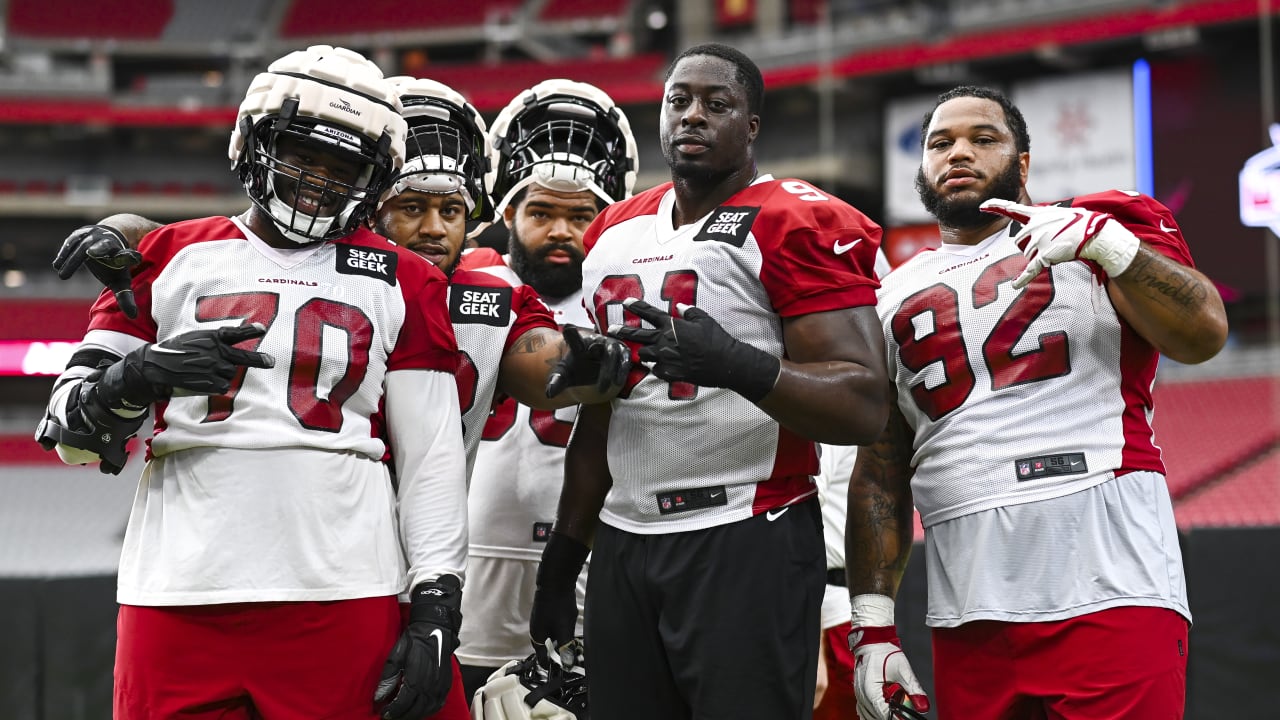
top-left (230, 45), bottom-right (407, 243)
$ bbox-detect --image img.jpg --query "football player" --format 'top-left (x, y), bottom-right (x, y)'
top-left (50, 75), bottom-right (632, 720)
top-left (457, 79), bottom-right (639, 699)
top-left (37, 46), bottom-right (468, 720)
top-left (528, 44), bottom-right (890, 719)
top-left (376, 76), bottom-right (630, 481)
top-left (845, 85), bottom-right (1227, 719)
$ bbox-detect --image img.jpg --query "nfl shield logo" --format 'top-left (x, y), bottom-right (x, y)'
top-left (661, 498), bottom-right (672, 510)
top-left (1018, 462), bottom-right (1031, 477)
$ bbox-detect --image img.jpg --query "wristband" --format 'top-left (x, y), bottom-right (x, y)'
top-left (850, 593), bottom-right (896, 627)
top-left (848, 625), bottom-right (902, 651)
top-left (1081, 221), bottom-right (1140, 277)
top-left (409, 574), bottom-right (462, 630)
top-left (728, 343), bottom-right (781, 403)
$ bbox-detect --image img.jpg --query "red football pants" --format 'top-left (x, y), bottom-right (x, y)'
top-left (814, 621), bottom-right (858, 720)
top-left (931, 606), bottom-right (1188, 720)
top-left (116, 599), bottom-right (468, 720)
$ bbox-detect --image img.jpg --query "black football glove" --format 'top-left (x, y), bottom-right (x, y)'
top-left (375, 575), bottom-right (463, 720)
top-left (529, 531), bottom-right (589, 657)
top-left (544, 324), bottom-right (632, 399)
top-left (95, 323), bottom-right (275, 412)
top-left (52, 225), bottom-right (143, 318)
top-left (609, 298), bottom-right (781, 402)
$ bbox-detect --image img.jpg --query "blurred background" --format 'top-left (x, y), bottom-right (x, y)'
top-left (0, 0), bottom-right (1276, 717)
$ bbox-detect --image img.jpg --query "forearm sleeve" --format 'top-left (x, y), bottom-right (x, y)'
top-left (385, 369), bottom-right (469, 591)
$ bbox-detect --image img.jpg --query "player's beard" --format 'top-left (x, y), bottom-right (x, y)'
top-left (508, 228), bottom-right (584, 301)
top-left (915, 157), bottom-right (1022, 229)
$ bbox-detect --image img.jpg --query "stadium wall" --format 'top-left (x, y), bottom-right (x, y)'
top-left (0, 530), bottom-right (1276, 719)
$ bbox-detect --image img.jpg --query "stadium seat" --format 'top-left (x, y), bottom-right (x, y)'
top-left (7, 0), bottom-right (172, 39)
top-left (1152, 375), bottom-right (1280, 500)
top-left (1174, 448), bottom-right (1280, 529)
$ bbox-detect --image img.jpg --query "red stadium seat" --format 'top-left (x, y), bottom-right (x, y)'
top-left (540, 0), bottom-right (629, 22)
top-left (7, 0), bottom-right (172, 39)
top-left (280, 0), bottom-right (516, 36)
top-left (1174, 448), bottom-right (1280, 529)
top-left (1152, 375), bottom-right (1280, 500)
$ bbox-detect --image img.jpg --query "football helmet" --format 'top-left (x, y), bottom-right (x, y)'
top-left (383, 76), bottom-right (494, 222)
top-left (471, 641), bottom-right (588, 720)
top-left (487, 78), bottom-right (638, 217)
top-left (230, 45), bottom-right (407, 244)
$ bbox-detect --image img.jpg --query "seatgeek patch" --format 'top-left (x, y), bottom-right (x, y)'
top-left (694, 206), bottom-right (759, 248)
top-left (449, 284), bottom-right (512, 327)
top-left (336, 244), bottom-right (397, 286)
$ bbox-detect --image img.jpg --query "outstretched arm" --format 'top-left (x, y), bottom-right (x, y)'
top-left (498, 326), bottom-right (629, 410)
top-left (52, 214), bottom-right (163, 319)
top-left (97, 214), bottom-right (163, 247)
top-left (612, 299), bottom-right (889, 446)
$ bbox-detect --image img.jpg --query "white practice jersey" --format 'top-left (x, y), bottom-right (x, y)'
top-left (581, 176), bottom-right (882, 534)
top-left (460, 259), bottom-right (589, 667)
top-left (50, 216), bottom-right (468, 605)
top-left (817, 443), bottom-right (858, 572)
top-left (878, 191), bottom-right (1195, 624)
top-left (878, 191), bottom-right (1186, 526)
top-left (468, 286), bottom-right (587, 560)
top-left (449, 255), bottom-right (557, 480)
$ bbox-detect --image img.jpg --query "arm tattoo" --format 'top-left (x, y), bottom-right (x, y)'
top-left (1122, 249), bottom-right (1209, 315)
top-left (846, 406), bottom-right (915, 596)
top-left (509, 328), bottom-right (554, 356)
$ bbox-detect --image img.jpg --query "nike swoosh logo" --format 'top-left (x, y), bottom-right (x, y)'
top-left (709, 491), bottom-right (722, 498)
top-left (1070, 460), bottom-right (1083, 467)
top-left (428, 628), bottom-right (444, 666)
top-left (833, 237), bottom-right (862, 255)
top-left (149, 346), bottom-right (186, 355)
top-left (765, 508), bottom-right (789, 522)
top-left (1159, 219), bottom-right (1177, 233)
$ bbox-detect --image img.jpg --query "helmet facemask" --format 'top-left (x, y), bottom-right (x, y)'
top-left (242, 101), bottom-right (391, 244)
top-left (488, 80), bottom-right (638, 218)
top-left (383, 91), bottom-right (494, 223)
top-left (230, 45), bottom-right (407, 245)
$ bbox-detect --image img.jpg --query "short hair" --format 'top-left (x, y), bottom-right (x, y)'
top-left (666, 43), bottom-right (764, 116)
top-left (919, 85), bottom-right (1030, 154)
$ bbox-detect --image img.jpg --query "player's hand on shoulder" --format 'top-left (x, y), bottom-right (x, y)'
top-left (981, 198), bottom-right (1139, 289)
top-left (609, 298), bottom-right (780, 403)
top-left (52, 224), bottom-right (143, 318)
top-left (544, 325), bottom-right (631, 400)
top-left (375, 575), bottom-right (463, 720)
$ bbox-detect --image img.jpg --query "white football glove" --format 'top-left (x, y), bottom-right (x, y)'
top-left (849, 595), bottom-right (929, 720)
top-left (981, 198), bottom-right (1141, 289)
